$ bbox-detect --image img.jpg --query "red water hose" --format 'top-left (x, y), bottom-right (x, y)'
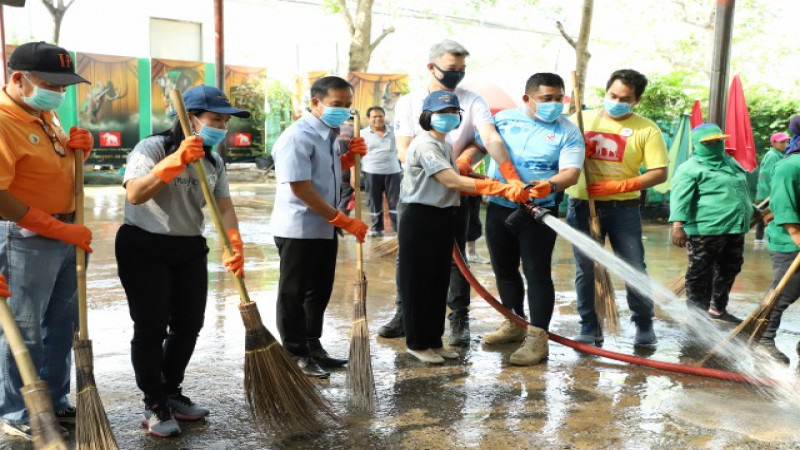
top-left (452, 245), bottom-right (778, 386)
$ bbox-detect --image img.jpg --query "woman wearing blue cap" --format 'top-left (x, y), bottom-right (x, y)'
top-left (398, 90), bottom-right (543, 363)
top-left (115, 85), bottom-right (249, 437)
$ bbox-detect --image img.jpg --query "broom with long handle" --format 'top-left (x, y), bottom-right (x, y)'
top-left (668, 197), bottom-right (771, 298)
top-left (347, 111), bottom-right (375, 411)
top-left (0, 296), bottom-right (67, 450)
top-left (73, 149), bottom-right (118, 449)
top-left (572, 71), bottom-right (619, 335)
top-left (700, 250), bottom-right (800, 366)
top-left (169, 90), bottom-right (334, 434)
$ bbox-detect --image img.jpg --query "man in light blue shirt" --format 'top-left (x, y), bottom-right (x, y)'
top-left (269, 76), bottom-right (369, 378)
top-left (468, 73), bottom-right (584, 366)
top-left (361, 106), bottom-right (402, 237)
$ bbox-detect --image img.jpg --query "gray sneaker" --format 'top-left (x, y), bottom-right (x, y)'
top-left (2, 420), bottom-right (68, 440)
top-left (634, 323), bottom-right (657, 348)
top-left (166, 394), bottom-right (210, 421)
top-left (142, 402), bottom-right (181, 437)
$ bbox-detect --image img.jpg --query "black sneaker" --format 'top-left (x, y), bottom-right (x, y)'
top-left (448, 315), bottom-right (470, 347)
top-left (294, 356), bottom-right (330, 379)
top-left (760, 342), bottom-right (790, 366)
top-left (2, 420), bottom-right (68, 440)
top-left (166, 394), bottom-right (210, 421)
top-left (708, 309), bottom-right (743, 324)
top-left (142, 402), bottom-right (181, 437)
top-left (55, 406), bottom-right (76, 424)
top-left (378, 310), bottom-right (404, 338)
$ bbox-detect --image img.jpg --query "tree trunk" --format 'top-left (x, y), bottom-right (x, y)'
top-left (336, 0), bottom-right (394, 74)
top-left (348, 0), bottom-right (372, 73)
top-left (573, 0), bottom-right (593, 112)
top-left (52, 11), bottom-right (63, 44)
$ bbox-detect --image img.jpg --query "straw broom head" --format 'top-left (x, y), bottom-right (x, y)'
top-left (589, 215), bottom-right (619, 335)
top-left (74, 338), bottom-right (118, 450)
top-left (667, 274), bottom-right (687, 298)
top-left (374, 237), bottom-right (398, 259)
top-left (21, 380), bottom-right (68, 450)
top-left (347, 272), bottom-right (375, 412)
top-left (239, 301), bottom-right (336, 435)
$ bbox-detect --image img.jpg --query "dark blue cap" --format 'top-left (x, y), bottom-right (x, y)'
top-left (422, 90), bottom-right (462, 112)
top-left (182, 85), bottom-right (251, 118)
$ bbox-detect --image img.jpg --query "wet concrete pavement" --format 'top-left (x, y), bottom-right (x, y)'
top-left (4, 182), bottom-right (800, 449)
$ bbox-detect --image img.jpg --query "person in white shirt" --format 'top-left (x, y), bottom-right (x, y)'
top-left (377, 39), bottom-right (524, 347)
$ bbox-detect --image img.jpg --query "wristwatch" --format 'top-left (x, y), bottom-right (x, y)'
top-left (548, 180), bottom-right (557, 193)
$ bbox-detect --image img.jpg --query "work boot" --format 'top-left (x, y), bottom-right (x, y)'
top-left (482, 319), bottom-right (526, 344)
top-left (294, 356), bottom-right (330, 379)
top-left (307, 340), bottom-right (348, 369)
top-left (634, 322), bottom-right (657, 348)
top-left (573, 323), bottom-right (604, 346)
top-left (466, 240), bottom-right (490, 265)
top-left (432, 347), bottom-right (460, 359)
top-left (509, 326), bottom-right (549, 366)
top-left (760, 341), bottom-right (790, 366)
top-left (448, 315), bottom-right (470, 347)
top-left (377, 307), bottom-right (404, 338)
top-left (406, 348), bottom-right (444, 364)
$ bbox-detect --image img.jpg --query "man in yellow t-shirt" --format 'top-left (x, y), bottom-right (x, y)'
top-left (565, 69), bottom-right (668, 348)
top-left (0, 41), bottom-right (93, 438)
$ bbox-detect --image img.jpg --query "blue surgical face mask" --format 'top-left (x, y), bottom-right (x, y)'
top-left (193, 117), bottom-right (227, 146)
top-left (319, 105), bottom-right (351, 128)
top-left (531, 101), bottom-right (564, 123)
top-left (430, 113), bottom-right (460, 133)
top-left (603, 98), bottom-right (633, 118)
top-left (22, 75), bottom-right (65, 111)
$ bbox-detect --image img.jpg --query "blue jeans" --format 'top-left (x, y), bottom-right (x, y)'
top-left (565, 199), bottom-right (653, 331)
top-left (0, 221), bottom-right (78, 423)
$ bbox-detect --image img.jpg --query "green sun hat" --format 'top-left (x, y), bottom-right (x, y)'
top-left (692, 123), bottom-right (730, 145)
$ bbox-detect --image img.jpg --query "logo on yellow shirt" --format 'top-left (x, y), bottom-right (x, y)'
top-left (586, 131), bottom-right (627, 163)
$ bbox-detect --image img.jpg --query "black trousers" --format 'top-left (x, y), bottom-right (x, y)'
top-left (485, 203), bottom-right (558, 330)
top-left (399, 204), bottom-right (457, 350)
top-left (467, 195), bottom-right (483, 242)
top-left (115, 224), bottom-right (209, 404)
top-left (684, 234), bottom-right (745, 312)
top-left (447, 199), bottom-right (471, 319)
top-left (763, 251), bottom-right (800, 342)
top-left (364, 172), bottom-right (401, 232)
top-left (274, 237), bottom-right (338, 356)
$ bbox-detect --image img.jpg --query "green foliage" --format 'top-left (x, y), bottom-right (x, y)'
top-left (322, 0), bottom-right (341, 14)
top-left (228, 78), bottom-right (293, 157)
top-left (746, 85), bottom-right (797, 156)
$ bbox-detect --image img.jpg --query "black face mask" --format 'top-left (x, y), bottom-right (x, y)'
top-left (433, 63), bottom-right (465, 90)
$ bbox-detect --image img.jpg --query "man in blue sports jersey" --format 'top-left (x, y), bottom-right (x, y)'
top-left (462, 73), bottom-right (584, 365)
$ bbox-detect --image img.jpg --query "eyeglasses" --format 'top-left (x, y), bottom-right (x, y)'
top-left (40, 122), bottom-right (66, 157)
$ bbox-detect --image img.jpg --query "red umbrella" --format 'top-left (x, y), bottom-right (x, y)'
top-left (459, 79), bottom-right (519, 115)
top-left (690, 99), bottom-right (703, 129)
top-left (724, 75), bottom-right (757, 172)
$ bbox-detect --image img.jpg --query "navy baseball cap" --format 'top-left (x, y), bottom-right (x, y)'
top-left (8, 41), bottom-right (89, 86)
top-left (182, 85), bottom-right (251, 118)
top-left (422, 90), bottom-right (462, 112)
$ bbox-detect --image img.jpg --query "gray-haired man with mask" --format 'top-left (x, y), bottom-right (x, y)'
top-left (379, 39), bottom-right (523, 346)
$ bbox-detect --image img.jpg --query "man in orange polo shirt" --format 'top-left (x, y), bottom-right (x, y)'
top-left (0, 41), bottom-right (93, 440)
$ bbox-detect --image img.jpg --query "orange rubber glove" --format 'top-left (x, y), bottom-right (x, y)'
top-left (328, 210), bottom-right (368, 243)
top-left (499, 160), bottom-right (525, 189)
top-left (224, 229), bottom-right (245, 279)
top-left (0, 274), bottom-right (11, 298)
top-left (17, 207), bottom-right (93, 253)
top-left (474, 179), bottom-right (529, 203)
top-left (152, 136), bottom-right (205, 184)
top-left (67, 126), bottom-right (93, 163)
top-left (528, 180), bottom-right (552, 198)
top-left (341, 137), bottom-right (367, 170)
top-left (587, 177), bottom-right (643, 197)
top-left (456, 154), bottom-right (473, 176)
top-left (584, 139), bottom-right (597, 158)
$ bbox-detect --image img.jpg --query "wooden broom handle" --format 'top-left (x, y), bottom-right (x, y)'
top-left (75, 149), bottom-right (88, 340)
top-left (0, 298), bottom-right (38, 384)
top-left (571, 72), bottom-right (600, 220)
top-left (169, 90), bottom-right (251, 304)
top-left (352, 111), bottom-right (363, 272)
